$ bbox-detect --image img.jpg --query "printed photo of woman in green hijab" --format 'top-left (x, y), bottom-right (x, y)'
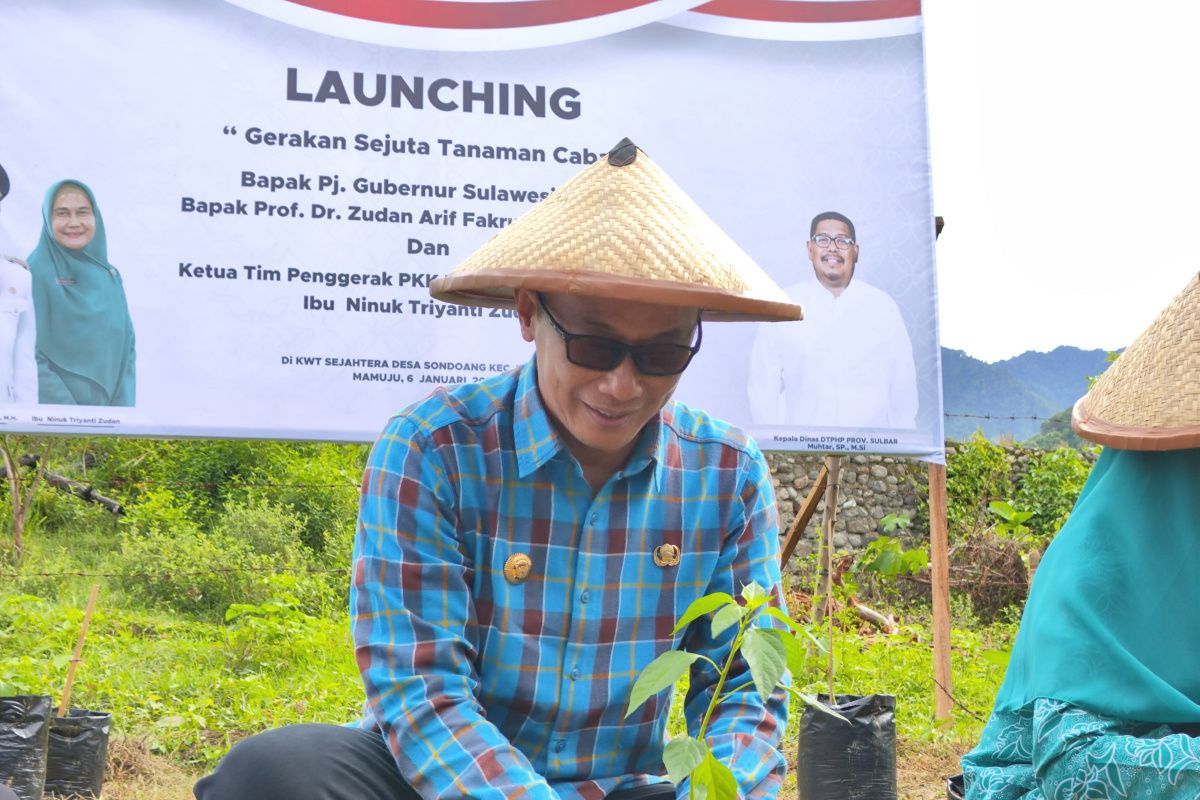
top-left (28, 179), bottom-right (136, 406)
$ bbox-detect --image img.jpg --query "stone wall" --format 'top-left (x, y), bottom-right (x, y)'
top-left (765, 443), bottom-right (1099, 558)
top-left (765, 452), bottom-right (923, 559)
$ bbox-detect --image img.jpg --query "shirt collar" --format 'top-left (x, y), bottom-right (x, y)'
top-left (514, 358), bottom-right (562, 477)
top-left (640, 404), bottom-right (670, 493)
top-left (512, 356), bottom-right (668, 487)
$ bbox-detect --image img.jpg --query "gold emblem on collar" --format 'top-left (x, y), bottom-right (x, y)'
top-left (503, 553), bottom-right (533, 584)
top-left (653, 544), bottom-right (681, 567)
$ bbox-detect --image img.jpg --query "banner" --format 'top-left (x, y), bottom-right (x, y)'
top-left (0, 0), bottom-right (943, 459)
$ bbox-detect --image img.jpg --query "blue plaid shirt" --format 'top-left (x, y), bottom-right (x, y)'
top-left (353, 359), bottom-right (787, 800)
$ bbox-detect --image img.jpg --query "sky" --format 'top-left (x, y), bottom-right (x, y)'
top-left (922, 1), bottom-right (1199, 363)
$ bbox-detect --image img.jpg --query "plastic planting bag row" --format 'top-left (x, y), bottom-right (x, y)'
top-left (0, 695), bottom-right (52, 800)
top-left (0, 697), bottom-right (111, 800)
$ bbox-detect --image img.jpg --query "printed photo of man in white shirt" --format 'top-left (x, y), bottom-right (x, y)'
top-left (748, 211), bottom-right (917, 429)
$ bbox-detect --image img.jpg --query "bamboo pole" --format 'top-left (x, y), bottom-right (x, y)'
top-left (59, 583), bottom-right (100, 718)
top-left (929, 463), bottom-right (953, 722)
top-left (780, 464), bottom-right (828, 567)
top-left (817, 455), bottom-right (842, 702)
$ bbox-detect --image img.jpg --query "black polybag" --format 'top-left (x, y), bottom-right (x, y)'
top-left (797, 693), bottom-right (897, 800)
top-left (44, 710), bottom-right (111, 799)
top-left (0, 695), bottom-right (53, 800)
top-left (947, 773), bottom-right (964, 799)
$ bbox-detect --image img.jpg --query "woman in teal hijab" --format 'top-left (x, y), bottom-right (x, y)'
top-left (28, 180), bottom-right (135, 406)
top-left (962, 274), bottom-right (1200, 799)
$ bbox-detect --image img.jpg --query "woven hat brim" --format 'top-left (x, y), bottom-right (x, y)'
top-left (1072, 398), bottom-right (1200, 451)
top-left (431, 270), bottom-right (803, 323)
top-left (1070, 272), bottom-right (1199, 450)
top-left (430, 139), bottom-right (801, 323)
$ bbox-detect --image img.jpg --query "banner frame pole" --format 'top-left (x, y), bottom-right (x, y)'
top-left (929, 461), bottom-right (953, 721)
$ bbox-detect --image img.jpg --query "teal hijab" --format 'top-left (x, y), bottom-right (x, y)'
top-left (994, 447), bottom-right (1200, 723)
top-left (28, 180), bottom-right (135, 405)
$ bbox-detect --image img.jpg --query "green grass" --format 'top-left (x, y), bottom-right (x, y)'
top-left (0, 586), bottom-right (361, 768)
top-left (790, 617), bottom-right (1014, 742)
top-left (2, 522), bottom-right (1015, 775)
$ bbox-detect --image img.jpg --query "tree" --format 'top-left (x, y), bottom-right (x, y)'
top-left (0, 436), bottom-right (50, 564)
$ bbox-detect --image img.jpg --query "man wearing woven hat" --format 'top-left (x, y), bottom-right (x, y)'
top-left (195, 139), bottom-right (801, 800)
top-left (960, 273), bottom-right (1200, 799)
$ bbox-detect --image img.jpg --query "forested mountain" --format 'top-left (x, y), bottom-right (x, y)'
top-left (996, 347), bottom-right (1116, 411)
top-left (941, 346), bottom-right (1112, 443)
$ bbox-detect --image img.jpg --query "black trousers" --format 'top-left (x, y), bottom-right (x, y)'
top-left (193, 724), bottom-right (676, 800)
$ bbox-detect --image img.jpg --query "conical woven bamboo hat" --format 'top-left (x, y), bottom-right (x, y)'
top-left (430, 138), bottom-right (802, 322)
top-left (1071, 272), bottom-right (1200, 450)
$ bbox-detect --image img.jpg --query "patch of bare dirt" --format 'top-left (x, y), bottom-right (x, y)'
top-left (897, 738), bottom-right (968, 800)
top-left (101, 736), bottom-right (200, 800)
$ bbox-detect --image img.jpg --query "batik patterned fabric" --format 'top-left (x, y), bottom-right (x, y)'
top-left (964, 699), bottom-right (1200, 799)
top-left (352, 358), bottom-right (788, 800)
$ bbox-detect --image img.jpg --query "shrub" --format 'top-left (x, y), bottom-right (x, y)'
top-left (86, 439), bottom-right (296, 526)
top-left (265, 445), bottom-right (364, 562)
top-left (945, 433), bottom-right (1012, 539)
top-left (115, 522), bottom-right (269, 619)
top-left (211, 498), bottom-right (347, 617)
top-left (116, 492), bottom-right (270, 618)
top-left (210, 498), bottom-right (307, 565)
top-left (119, 486), bottom-right (197, 537)
top-left (1014, 447), bottom-right (1093, 539)
top-left (31, 483), bottom-right (119, 547)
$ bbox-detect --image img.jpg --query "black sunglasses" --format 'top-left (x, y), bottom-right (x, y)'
top-left (537, 294), bottom-right (702, 376)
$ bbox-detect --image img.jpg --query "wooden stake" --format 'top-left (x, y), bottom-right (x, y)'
top-left (928, 463), bottom-right (953, 722)
top-left (59, 583), bottom-right (99, 718)
top-left (817, 456), bottom-right (842, 702)
top-left (780, 464), bottom-right (828, 566)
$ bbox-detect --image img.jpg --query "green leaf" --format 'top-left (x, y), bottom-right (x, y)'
top-left (867, 547), bottom-right (902, 575)
top-left (766, 627), bottom-right (806, 679)
top-left (673, 592), bottom-right (737, 635)
top-left (789, 689), bottom-right (849, 723)
top-left (764, 607), bottom-right (826, 650)
top-left (742, 628), bottom-right (787, 700)
top-left (761, 606), bottom-right (802, 634)
top-left (899, 548), bottom-right (929, 574)
top-left (740, 581), bottom-right (769, 612)
top-left (663, 737), bottom-right (707, 785)
top-left (741, 581), bottom-right (764, 600)
top-left (695, 750), bottom-right (738, 800)
top-left (710, 605), bottom-right (742, 638)
top-left (740, 581), bottom-right (765, 602)
top-left (625, 650), bottom-right (700, 717)
top-left (989, 499), bottom-right (1015, 520)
